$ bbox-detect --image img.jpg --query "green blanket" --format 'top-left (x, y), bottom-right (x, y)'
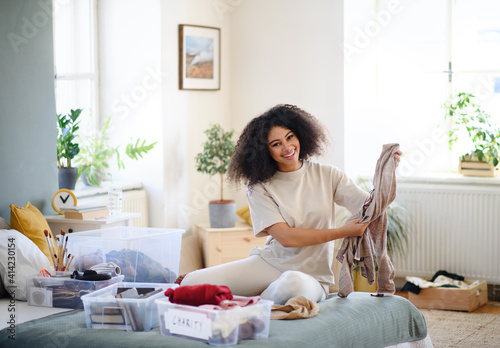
top-left (0, 292), bottom-right (427, 348)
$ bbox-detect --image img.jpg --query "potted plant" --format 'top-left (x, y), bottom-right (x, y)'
top-left (195, 123), bottom-right (236, 228)
top-left (75, 116), bottom-right (157, 187)
top-left (57, 109), bottom-right (82, 189)
top-left (443, 92), bottom-right (500, 177)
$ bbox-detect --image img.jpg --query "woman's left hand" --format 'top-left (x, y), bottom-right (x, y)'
top-left (395, 150), bottom-right (402, 166)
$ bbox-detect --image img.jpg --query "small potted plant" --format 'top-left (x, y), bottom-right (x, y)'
top-left (57, 109), bottom-right (82, 189)
top-left (443, 92), bottom-right (500, 177)
top-left (75, 116), bottom-right (157, 187)
top-left (195, 123), bottom-right (236, 228)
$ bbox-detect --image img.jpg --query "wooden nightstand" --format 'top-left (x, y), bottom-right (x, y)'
top-left (196, 222), bottom-right (267, 268)
top-left (44, 212), bottom-right (141, 234)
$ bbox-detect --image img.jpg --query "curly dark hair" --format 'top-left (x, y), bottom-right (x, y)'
top-left (227, 104), bottom-right (329, 189)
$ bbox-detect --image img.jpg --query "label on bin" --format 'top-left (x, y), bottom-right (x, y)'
top-left (164, 309), bottom-right (212, 340)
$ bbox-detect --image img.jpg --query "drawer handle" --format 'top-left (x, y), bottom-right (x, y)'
top-left (243, 237), bottom-right (251, 243)
top-left (216, 247), bottom-right (222, 253)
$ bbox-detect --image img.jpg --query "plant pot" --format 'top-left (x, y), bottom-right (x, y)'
top-left (209, 200), bottom-right (236, 228)
top-left (58, 167), bottom-right (78, 190)
top-left (80, 166), bottom-right (106, 187)
top-left (459, 155), bottom-right (500, 177)
top-left (353, 269), bottom-right (377, 293)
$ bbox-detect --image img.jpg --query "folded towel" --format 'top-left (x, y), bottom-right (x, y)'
top-left (271, 296), bottom-right (319, 320)
top-left (164, 284), bottom-right (233, 306)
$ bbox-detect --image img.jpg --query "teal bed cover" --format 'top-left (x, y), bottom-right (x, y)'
top-left (0, 292), bottom-right (427, 348)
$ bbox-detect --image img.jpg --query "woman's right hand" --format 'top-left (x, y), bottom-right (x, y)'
top-left (342, 218), bottom-right (369, 237)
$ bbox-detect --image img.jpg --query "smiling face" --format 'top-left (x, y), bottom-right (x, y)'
top-left (267, 126), bottom-right (302, 172)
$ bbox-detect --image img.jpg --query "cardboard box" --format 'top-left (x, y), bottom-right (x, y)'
top-left (408, 280), bottom-right (488, 312)
top-left (67, 227), bottom-right (184, 283)
top-left (81, 281), bottom-right (177, 332)
top-left (156, 297), bottom-right (272, 346)
top-left (25, 273), bottom-right (124, 309)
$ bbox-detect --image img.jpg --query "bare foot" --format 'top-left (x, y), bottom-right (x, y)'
top-left (174, 273), bottom-right (187, 285)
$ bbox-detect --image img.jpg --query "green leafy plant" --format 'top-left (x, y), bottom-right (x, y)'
top-left (386, 202), bottom-right (411, 260)
top-left (57, 109), bottom-right (82, 168)
top-left (195, 124), bottom-right (236, 201)
top-left (75, 116), bottom-right (157, 186)
top-left (444, 92), bottom-right (500, 166)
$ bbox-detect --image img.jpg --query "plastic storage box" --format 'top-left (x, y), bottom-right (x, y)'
top-left (156, 297), bottom-right (272, 346)
top-left (25, 273), bottom-right (124, 309)
top-left (81, 281), bottom-right (177, 331)
top-left (66, 227), bottom-right (184, 283)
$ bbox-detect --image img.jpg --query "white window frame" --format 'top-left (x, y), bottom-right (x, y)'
top-left (53, 0), bottom-right (100, 134)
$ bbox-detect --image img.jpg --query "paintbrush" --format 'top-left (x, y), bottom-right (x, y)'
top-left (49, 233), bottom-right (59, 270)
top-left (58, 230), bottom-right (66, 271)
top-left (62, 253), bottom-right (72, 271)
top-left (44, 230), bottom-right (57, 267)
top-left (66, 255), bottom-right (75, 271)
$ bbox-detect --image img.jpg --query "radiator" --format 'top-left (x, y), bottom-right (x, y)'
top-left (77, 189), bottom-right (148, 227)
top-left (394, 182), bottom-right (500, 284)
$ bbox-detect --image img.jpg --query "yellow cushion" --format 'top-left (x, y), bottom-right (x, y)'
top-left (10, 202), bottom-right (58, 266)
top-left (236, 205), bottom-right (252, 226)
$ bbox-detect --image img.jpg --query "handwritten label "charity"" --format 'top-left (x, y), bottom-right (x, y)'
top-left (164, 309), bottom-right (212, 340)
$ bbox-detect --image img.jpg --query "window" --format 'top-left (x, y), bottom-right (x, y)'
top-left (53, 0), bottom-right (98, 136)
top-left (344, 0), bottom-right (500, 176)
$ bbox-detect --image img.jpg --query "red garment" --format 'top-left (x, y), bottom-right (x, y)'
top-left (164, 284), bottom-right (233, 306)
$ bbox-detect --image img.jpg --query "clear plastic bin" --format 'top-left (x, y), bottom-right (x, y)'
top-left (66, 227), bottom-right (184, 283)
top-left (25, 273), bottom-right (124, 309)
top-left (156, 297), bottom-right (272, 346)
top-left (81, 281), bottom-right (177, 331)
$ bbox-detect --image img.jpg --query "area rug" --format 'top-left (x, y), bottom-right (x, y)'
top-left (420, 309), bottom-right (500, 348)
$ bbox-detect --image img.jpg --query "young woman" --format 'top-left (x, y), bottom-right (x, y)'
top-left (181, 104), bottom-right (399, 304)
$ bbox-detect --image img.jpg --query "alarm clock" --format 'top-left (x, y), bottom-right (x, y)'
top-left (52, 189), bottom-right (77, 214)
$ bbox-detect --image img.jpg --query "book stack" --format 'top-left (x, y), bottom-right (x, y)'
top-left (61, 204), bottom-right (109, 220)
top-left (90, 307), bottom-right (132, 330)
top-left (89, 287), bottom-right (162, 331)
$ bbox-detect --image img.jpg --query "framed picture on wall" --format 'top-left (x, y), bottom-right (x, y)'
top-left (179, 24), bottom-right (221, 91)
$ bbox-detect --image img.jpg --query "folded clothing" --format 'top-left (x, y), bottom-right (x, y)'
top-left (402, 275), bottom-right (480, 294)
top-left (401, 270), bottom-right (472, 294)
top-left (165, 284), bottom-right (233, 306)
top-left (271, 296), bottom-right (319, 320)
top-left (199, 296), bottom-right (261, 310)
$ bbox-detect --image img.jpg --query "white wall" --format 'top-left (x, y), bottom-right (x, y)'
top-left (99, 0), bottom-right (345, 233)
top-left (160, 0), bottom-right (233, 231)
top-left (229, 0), bottom-right (346, 207)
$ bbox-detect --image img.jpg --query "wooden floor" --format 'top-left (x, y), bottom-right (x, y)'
top-left (396, 292), bottom-right (500, 314)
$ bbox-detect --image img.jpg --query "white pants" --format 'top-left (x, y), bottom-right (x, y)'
top-left (181, 255), bottom-right (327, 305)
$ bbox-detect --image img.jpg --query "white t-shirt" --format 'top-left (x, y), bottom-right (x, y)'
top-left (247, 161), bottom-right (369, 285)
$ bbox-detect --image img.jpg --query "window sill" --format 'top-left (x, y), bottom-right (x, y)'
top-left (396, 172), bottom-right (500, 187)
top-left (73, 181), bottom-right (143, 198)
top-left (359, 172), bottom-right (500, 187)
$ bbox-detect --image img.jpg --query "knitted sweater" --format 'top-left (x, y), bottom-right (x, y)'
top-left (336, 143), bottom-right (399, 297)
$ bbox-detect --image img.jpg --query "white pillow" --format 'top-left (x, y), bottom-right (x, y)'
top-left (0, 229), bottom-right (55, 300)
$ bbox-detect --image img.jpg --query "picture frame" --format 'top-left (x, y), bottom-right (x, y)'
top-left (178, 24), bottom-right (221, 91)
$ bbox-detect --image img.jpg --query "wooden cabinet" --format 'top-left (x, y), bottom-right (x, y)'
top-left (196, 223), bottom-right (267, 268)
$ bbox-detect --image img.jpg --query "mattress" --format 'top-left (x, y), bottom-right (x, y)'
top-left (0, 292), bottom-right (427, 347)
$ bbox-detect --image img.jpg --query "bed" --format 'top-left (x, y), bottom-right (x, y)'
top-left (0, 292), bottom-right (431, 347)
top-left (0, 213), bottom-right (432, 347)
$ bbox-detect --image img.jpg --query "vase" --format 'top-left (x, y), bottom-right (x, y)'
top-left (209, 200), bottom-right (236, 228)
top-left (353, 269), bottom-right (377, 292)
top-left (58, 167), bottom-right (78, 190)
